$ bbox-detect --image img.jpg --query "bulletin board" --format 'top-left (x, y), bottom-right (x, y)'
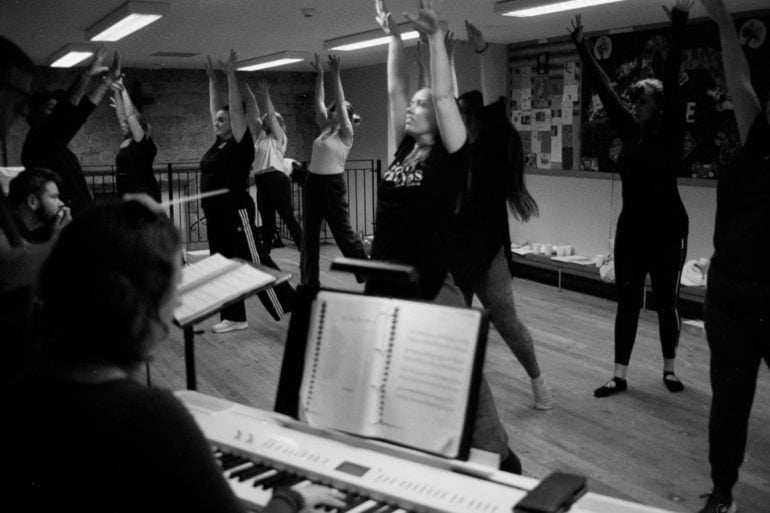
top-left (509, 10), bottom-right (770, 179)
top-left (509, 42), bottom-right (581, 172)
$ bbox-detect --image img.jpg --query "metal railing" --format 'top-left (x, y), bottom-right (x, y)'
top-left (81, 159), bottom-right (381, 251)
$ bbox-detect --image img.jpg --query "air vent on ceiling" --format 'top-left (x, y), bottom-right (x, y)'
top-left (151, 52), bottom-right (199, 58)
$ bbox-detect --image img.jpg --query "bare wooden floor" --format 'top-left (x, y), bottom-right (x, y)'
top-left (149, 243), bottom-right (769, 513)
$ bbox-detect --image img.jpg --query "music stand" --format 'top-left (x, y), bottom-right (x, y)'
top-left (174, 261), bottom-right (291, 390)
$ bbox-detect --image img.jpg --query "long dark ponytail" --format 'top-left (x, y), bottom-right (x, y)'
top-left (505, 122), bottom-right (538, 222)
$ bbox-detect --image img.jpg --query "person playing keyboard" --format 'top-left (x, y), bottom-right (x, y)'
top-left (1, 199), bottom-right (345, 513)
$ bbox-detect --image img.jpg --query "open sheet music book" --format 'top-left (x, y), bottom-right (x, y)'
top-left (174, 253), bottom-right (276, 326)
top-left (293, 290), bottom-right (488, 459)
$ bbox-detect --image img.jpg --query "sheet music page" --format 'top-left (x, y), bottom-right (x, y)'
top-left (300, 292), bottom-right (391, 434)
top-left (377, 302), bottom-right (482, 456)
top-left (174, 254), bottom-right (275, 325)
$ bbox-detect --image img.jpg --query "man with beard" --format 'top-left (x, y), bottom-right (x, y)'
top-left (8, 168), bottom-right (71, 243)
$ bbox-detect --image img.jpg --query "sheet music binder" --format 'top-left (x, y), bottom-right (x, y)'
top-left (174, 253), bottom-right (280, 327)
top-left (173, 253), bottom-right (290, 390)
top-left (275, 286), bottom-right (489, 461)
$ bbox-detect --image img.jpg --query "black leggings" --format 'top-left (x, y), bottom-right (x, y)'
top-left (705, 267), bottom-right (770, 496)
top-left (613, 229), bottom-right (687, 366)
top-left (300, 173), bottom-right (367, 288)
top-left (204, 193), bottom-right (293, 322)
top-left (255, 170), bottom-right (303, 251)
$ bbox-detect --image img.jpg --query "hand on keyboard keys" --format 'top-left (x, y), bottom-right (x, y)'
top-left (292, 483), bottom-right (346, 511)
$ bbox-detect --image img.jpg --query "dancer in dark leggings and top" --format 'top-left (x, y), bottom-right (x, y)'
top-left (370, 0), bottom-right (521, 474)
top-left (111, 77), bottom-right (160, 201)
top-left (569, 1), bottom-right (692, 397)
top-left (301, 53), bottom-right (368, 288)
top-left (697, 1), bottom-right (770, 512)
top-left (244, 79), bottom-right (302, 253)
top-left (201, 51), bottom-right (292, 333)
top-left (453, 21), bottom-right (553, 410)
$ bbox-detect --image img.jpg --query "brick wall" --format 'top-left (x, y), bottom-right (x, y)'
top-left (5, 66), bottom-right (319, 167)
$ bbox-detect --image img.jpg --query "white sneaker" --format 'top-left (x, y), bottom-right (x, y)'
top-left (531, 376), bottom-right (554, 410)
top-left (212, 320), bottom-right (248, 333)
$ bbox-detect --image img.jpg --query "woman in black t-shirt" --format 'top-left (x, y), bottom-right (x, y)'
top-left (370, 0), bottom-right (521, 475)
top-left (201, 51), bottom-right (293, 332)
top-left (111, 77), bottom-right (160, 201)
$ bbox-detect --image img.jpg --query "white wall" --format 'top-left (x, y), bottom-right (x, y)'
top-left (510, 172), bottom-right (717, 261)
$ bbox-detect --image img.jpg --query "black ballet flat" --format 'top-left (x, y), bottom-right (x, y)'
top-left (663, 372), bottom-right (684, 393)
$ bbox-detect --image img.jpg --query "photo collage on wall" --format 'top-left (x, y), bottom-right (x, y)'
top-left (578, 12), bottom-right (769, 178)
top-left (511, 57), bottom-right (581, 171)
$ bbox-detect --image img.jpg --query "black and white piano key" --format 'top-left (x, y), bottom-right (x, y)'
top-left (214, 450), bottom-right (411, 513)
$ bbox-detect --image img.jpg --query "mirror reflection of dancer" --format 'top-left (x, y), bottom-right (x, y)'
top-left (300, 53), bottom-right (368, 288)
top-left (569, 1), bottom-right (693, 398)
top-left (697, 1), bottom-right (770, 512)
top-left (3, 200), bottom-right (345, 513)
top-left (244, 79), bottom-right (302, 253)
top-left (370, 0), bottom-right (522, 474)
top-left (111, 76), bottom-right (161, 202)
top-left (456, 21), bottom-right (553, 411)
top-left (201, 51), bottom-right (293, 334)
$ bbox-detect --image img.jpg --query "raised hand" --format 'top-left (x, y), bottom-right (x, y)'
top-left (663, 0), bottom-right (694, 19)
top-left (465, 20), bottom-right (486, 52)
top-left (375, 0), bottom-right (400, 36)
top-left (110, 75), bottom-right (125, 92)
top-left (403, 0), bottom-right (441, 37)
top-left (311, 53), bottom-right (324, 73)
top-left (108, 52), bottom-right (122, 81)
top-left (219, 49), bottom-right (238, 74)
top-left (256, 78), bottom-right (270, 96)
top-left (328, 54), bottom-right (342, 74)
top-left (204, 55), bottom-right (216, 78)
top-left (567, 14), bottom-right (584, 45)
top-left (293, 484), bottom-right (347, 511)
top-left (88, 45), bottom-right (109, 77)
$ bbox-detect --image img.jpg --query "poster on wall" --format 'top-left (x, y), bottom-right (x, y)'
top-left (579, 12), bottom-right (770, 178)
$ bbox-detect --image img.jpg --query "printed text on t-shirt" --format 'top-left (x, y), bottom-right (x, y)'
top-left (382, 162), bottom-right (423, 188)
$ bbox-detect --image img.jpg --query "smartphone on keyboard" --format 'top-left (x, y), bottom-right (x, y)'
top-left (513, 472), bottom-right (587, 513)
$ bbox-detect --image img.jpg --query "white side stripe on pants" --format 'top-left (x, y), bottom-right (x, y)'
top-left (238, 208), bottom-right (285, 318)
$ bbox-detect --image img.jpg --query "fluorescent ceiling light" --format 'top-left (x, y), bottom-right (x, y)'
top-left (48, 44), bottom-right (98, 68)
top-left (495, 0), bottom-right (625, 17)
top-left (86, 1), bottom-right (169, 41)
top-left (324, 22), bottom-right (446, 51)
top-left (236, 51), bottom-right (310, 71)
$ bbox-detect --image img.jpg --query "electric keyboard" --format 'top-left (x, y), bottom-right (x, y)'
top-left (177, 390), bottom-right (679, 513)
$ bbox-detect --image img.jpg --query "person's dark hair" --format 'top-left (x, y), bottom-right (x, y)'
top-left (38, 201), bottom-right (181, 369)
top-left (629, 78), bottom-right (664, 109)
top-left (26, 89), bottom-right (65, 123)
top-left (329, 101), bottom-right (361, 125)
top-left (0, 36), bottom-right (33, 80)
top-left (458, 90), bottom-right (538, 222)
top-left (8, 167), bottom-right (60, 207)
